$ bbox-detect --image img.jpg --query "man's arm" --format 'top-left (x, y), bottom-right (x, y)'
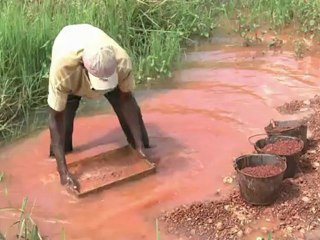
top-left (118, 90), bottom-right (147, 157)
top-left (116, 58), bottom-right (151, 156)
top-left (48, 107), bottom-right (79, 191)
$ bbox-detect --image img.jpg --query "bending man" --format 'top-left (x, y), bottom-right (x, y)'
top-left (47, 24), bottom-right (150, 192)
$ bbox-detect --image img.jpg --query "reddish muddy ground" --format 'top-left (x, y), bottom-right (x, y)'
top-left (1, 36), bottom-right (320, 239)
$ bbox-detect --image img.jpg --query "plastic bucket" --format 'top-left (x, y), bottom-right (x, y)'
top-left (251, 135), bottom-right (304, 179)
top-left (234, 154), bottom-right (287, 206)
top-left (264, 119), bottom-right (307, 149)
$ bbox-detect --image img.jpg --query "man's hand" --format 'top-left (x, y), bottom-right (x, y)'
top-left (49, 107), bottom-right (80, 192)
top-left (60, 171), bottom-right (80, 192)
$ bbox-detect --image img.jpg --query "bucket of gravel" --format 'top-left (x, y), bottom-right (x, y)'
top-left (234, 154), bottom-right (287, 206)
top-left (264, 119), bottom-right (307, 149)
top-left (252, 135), bottom-right (304, 179)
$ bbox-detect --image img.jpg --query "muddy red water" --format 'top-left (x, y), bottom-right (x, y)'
top-left (2, 38), bottom-right (320, 239)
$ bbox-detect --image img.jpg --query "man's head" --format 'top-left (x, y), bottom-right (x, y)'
top-left (82, 45), bottom-right (118, 91)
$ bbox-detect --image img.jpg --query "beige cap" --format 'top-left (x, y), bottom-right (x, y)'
top-left (82, 45), bottom-right (118, 91)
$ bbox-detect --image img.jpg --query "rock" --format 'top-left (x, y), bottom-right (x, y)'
top-left (308, 150), bottom-right (317, 154)
top-left (302, 197), bottom-right (311, 203)
top-left (216, 222), bottom-right (224, 231)
top-left (304, 100), bottom-right (311, 105)
top-left (208, 218), bottom-right (213, 224)
top-left (287, 226), bottom-right (293, 233)
top-left (223, 176), bottom-right (233, 184)
top-left (215, 189), bottom-right (221, 195)
top-left (312, 162), bottom-right (320, 169)
top-left (261, 227), bottom-right (268, 233)
top-left (237, 230), bottom-right (243, 238)
top-left (190, 229), bottom-right (196, 235)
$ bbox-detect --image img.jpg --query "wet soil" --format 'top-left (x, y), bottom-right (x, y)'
top-left (261, 139), bottom-right (303, 155)
top-left (2, 35), bottom-right (320, 239)
top-left (241, 165), bottom-right (283, 177)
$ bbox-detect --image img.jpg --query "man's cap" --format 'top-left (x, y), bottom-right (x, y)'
top-left (82, 45), bottom-right (118, 91)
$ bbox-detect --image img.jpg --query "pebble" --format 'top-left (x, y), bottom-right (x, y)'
top-left (261, 227), bottom-right (268, 233)
top-left (302, 196), bottom-right (311, 203)
top-left (190, 229), bottom-right (196, 235)
top-left (223, 176), bottom-right (233, 184)
top-left (216, 222), bottom-right (224, 231)
top-left (304, 100), bottom-right (311, 105)
top-left (237, 230), bottom-right (243, 238)
top-left (312, 162), bottom-right (320, 169)
top-left (208, 218), bottom-right (213, 224)
top-left (287, 226), bottom-right (293, 233)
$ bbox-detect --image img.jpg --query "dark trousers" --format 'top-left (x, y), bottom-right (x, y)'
top-left (50, 90), bottom-right (149, 156)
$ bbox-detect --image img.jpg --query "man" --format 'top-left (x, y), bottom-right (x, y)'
top-left (48, 24), bottom-right (151, 192)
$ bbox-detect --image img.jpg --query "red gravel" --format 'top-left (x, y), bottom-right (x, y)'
top-left (261, 139), bottom-right (302, 155)
top-left (276, 99), bottom-right (307, 114)
top-left (308, 111), bottom-right (320, 140)
top-left (160, 95), bottom-right (320, 240)
top-left (241, 165), bottom-right (283, 177)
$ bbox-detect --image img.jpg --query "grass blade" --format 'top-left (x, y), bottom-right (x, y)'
top-left (156, 218), bottom-right (160, 240)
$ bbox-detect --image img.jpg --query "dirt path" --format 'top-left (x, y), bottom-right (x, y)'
top-left (1, 41), bottom-right (320, 239)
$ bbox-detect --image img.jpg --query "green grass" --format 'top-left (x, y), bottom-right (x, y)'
top-left (1, 0), bottom-right (320, 143)
top-left (0, 197), bottom-right (43, 240)
top-left (156, 218), bottom-right (160, 240)
top-left (0, 0), bottom-right (220, 143)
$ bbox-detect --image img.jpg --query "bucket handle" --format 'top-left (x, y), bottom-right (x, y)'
top-left (270, 119), bottom-right (276, 128)
top-left (248, 133), bottom-right (268, 146)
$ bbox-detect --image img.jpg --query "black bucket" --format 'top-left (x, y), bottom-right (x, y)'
top-left (251, 135), bottom-right (304, 179)
top-left (234, 154), bottom-right (287, 206)
top-left (264, 119), bottom-right (307, 149)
